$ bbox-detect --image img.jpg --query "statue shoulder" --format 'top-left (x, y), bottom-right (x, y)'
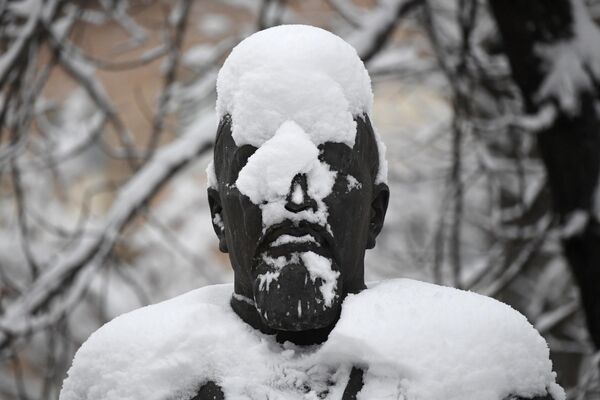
top-left (322, 279), bottom-right (564, 400)
top-left (59, 283), bottom-right (237, 400)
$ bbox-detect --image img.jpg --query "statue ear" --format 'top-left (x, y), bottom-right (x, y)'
top-left (367, 182), bottom-right (389, 249)
top-left (208, 187), bottom-right (228, 253)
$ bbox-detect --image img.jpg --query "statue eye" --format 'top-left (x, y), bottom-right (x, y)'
top-left (230, 144), bottom-right (257, 183)
top-left (318, 143), bottom-right (353, 172)
top-left (234, 145), bottom-right (257, 167)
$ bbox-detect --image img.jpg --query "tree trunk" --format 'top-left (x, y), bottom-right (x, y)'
top-left (488, 0), bottom-right (600, 348)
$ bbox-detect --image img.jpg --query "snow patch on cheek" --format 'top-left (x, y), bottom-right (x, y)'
top-left (212, 213), bottom-right (224, 231)
top-left (307, 161), bottom-right (336, 200)
top-left (346, 175), bottom-right (362, 192)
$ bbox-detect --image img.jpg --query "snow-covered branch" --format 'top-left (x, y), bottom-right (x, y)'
top-left (0, 112), bottom-right (215, 349)
top-left (348, 0), bottom-right (422, 62)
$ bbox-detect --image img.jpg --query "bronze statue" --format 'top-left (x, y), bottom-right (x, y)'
top-left (208, 113), bottom-right (388, 345)
top-left (60, 25), bottom-right (564, 400)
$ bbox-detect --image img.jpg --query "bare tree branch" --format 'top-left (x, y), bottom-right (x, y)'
top-left (324, 0), bottom-right (363, 28)
top-left (0, 112), bottom-right (215, 350)
top-left (348, 0), bottom-right (422, 63)
top-left (144, 0), bottom-right (192, 162)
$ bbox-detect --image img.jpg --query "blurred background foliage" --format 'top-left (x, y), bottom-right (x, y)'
top-left (0, 0), bottom-right (599, 398)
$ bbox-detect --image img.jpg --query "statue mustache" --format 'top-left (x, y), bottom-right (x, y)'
top-left (255, 220), bottom-right (336, 258)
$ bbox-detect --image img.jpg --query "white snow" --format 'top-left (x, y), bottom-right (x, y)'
top-left (345, 175), bottom-right (362, 192)
top-left (291, 182), bottom-right (304, 205)
top-left (0, 111), bottom-right (216, 345)
top-left (197, 14), bottom-right (232, 37)
top-left (212, 213), bottom-right (224, 232)
top-left (215, 24), bottom-right (387, 183)
top-left (258, 270), bottom-right (280, 291)
top-left (182, 44), bottom-right (219, 68)
top-left (235, 120), bottom-right (337, 230)
top-left (60, 279), bottom-right (563, 400)
top-left (0, 1), bottom-right (42, 83)
top-left (270, 234), bottom-right (317, 247)
top-left (300, 251), bottom-right (340, 307)
top-left (232, 292), bottom-right (254, 306)
top-left (206, 161), bottom-right (217, 188)
top-left (512, 104), bottom-right (557, 133)
top-left (258, 253), bottom-right (296, 291)
top-left (7, 0), bottom-right (40, 16)
top-left (323, 280), bottom-right (564, 400)
top-left (262, 254), bottom-right (297, 270)
top-left (257, 251), bottom-right (338, 306)
top-left (346, 0), bottom-right (409, 61)
top-left (535, 0), bottom-right (600, 114)
top-left (236, 120), bottom-right (336, 205)
top-left (560, 209), bottom-right (589, 238)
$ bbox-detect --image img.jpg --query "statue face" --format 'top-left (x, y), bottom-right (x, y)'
top-left (209, 115), bottom-right (388, 332)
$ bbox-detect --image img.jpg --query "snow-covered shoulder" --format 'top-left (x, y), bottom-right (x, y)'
top-left (322, 279), bottom-right (564, 400)
top-left (60, 279), bottom-right (563, 400)
top-left (59, 284), bottom-right (243, 400)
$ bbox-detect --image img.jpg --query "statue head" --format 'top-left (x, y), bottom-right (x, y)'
top-left (207, 25), bottom-right (389, 341)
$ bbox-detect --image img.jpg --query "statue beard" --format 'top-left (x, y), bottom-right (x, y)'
top-left (252, 252), bottom-right (342, 331)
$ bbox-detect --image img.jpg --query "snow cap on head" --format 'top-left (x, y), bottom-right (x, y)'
top-left (215, 24), bottom-right (387, 183)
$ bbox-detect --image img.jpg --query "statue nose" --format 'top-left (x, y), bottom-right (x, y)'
top-left (285, 174), bottom-right (317, 212)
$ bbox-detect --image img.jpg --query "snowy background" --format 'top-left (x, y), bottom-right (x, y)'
top-left (0, 0), bottom-right (599, 399)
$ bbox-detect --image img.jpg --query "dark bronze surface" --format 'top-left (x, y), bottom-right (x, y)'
top-left (209, 114), bottom-right (389, 341)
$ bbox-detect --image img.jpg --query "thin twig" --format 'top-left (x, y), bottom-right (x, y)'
top-left (0, 116), bottom-right (214, 351)
top-left (45, 31), bottom-right (140, 169)
top-left (10, 158), bottom-right (41, 280)
top-left (481, 218), bottom-right (552, 297)
top-left (144, 0), bottom-right (192, 162)
top-left (324, 0), bottom-right (363, 28)
top-left (349, 0), bottom-right (423, 63)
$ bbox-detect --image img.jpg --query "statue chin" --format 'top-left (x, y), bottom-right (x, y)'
top-left (252, 259), bottom-right (342, 331)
